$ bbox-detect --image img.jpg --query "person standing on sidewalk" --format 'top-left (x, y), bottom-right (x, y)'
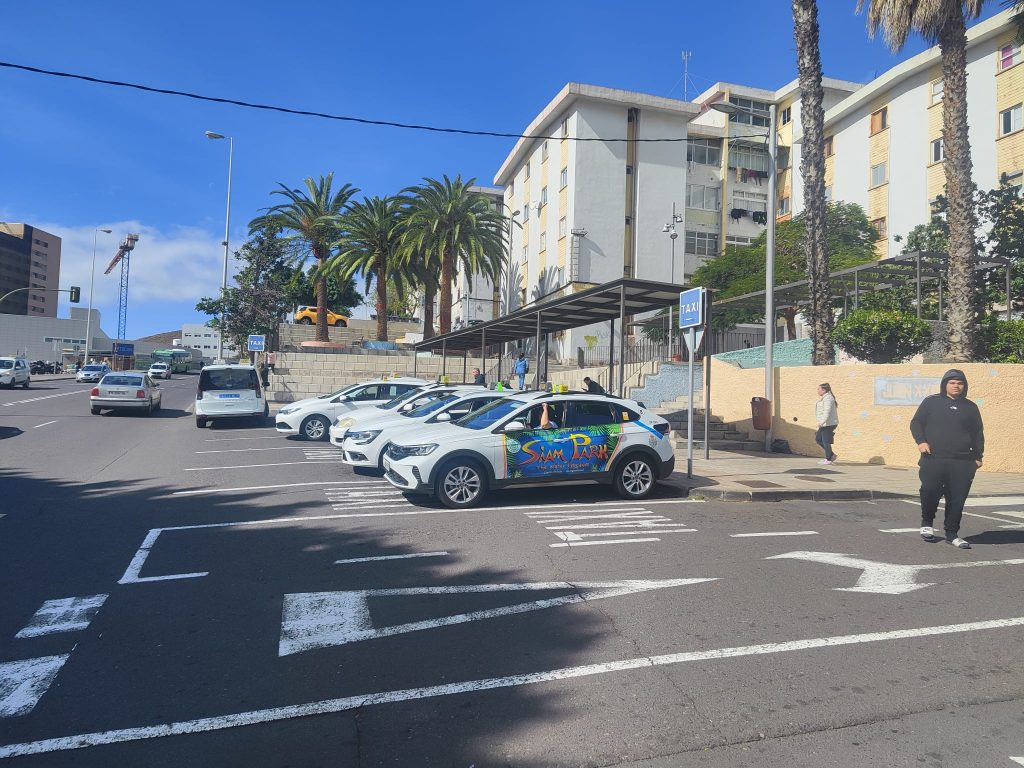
top-left (513, 353), bottom-right (529, 390)
top-left (814, 383), bottom-right (839, 465)
top-left (909, 369), bottom-right (985, 550)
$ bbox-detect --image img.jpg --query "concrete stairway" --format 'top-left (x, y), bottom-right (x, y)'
top-left (655, 407), bottom-right (763, 453)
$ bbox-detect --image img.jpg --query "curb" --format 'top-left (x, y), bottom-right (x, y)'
top-left (679, 487), bottom-right (919, 502)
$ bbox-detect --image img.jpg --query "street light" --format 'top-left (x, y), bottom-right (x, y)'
top-left (84, 228), bottom-right (112, 366)
top-left (206, 130), bottom-right (234, 362)
top-left (711, 100), bottom-right (778, 452)
top-left (662, 205), bottom-right (684, 359)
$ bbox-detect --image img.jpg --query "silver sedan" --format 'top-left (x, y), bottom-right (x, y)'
top-left (90, 373), bottom-right (163, 416)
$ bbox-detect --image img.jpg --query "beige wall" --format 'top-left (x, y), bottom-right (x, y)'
top-left (709, 360), bottom-right (1024, 473)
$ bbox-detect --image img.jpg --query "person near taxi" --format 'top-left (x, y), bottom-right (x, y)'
top-left (814, 382), bottom-right (839, 465)
top-left (583, 376), bottom-right (605, 394)
top-left (513, 353), bottom-right (529, 389)
top-left (539, 401), bottom-right (559, 429)
top-left (471, 367), bottom-right (485, 386)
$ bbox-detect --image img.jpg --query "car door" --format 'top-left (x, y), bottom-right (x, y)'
top-left (498, 400), bottom-right (580, 481)
top-left (562, 400), bottom-right (624, 476)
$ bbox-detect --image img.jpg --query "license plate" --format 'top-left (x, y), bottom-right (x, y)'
top-left (218, 393), bottom-right (241, 399)
top-left (108, 390), bottom-right (126, 395)
top-left (383, 457), bottom-right (392, 471)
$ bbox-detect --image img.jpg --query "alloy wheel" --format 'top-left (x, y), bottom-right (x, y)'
top-left (443, 466), bottom-right (481, 505)
top-left (622, 459), bottom-right (653, 496)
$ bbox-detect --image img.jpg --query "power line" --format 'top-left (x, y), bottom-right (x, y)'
top-left (0, 60), bottom-right (697, 144)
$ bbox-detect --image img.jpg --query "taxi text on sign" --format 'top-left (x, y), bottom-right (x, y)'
top-left (678, 288), bottom-right (704, 329)
top-left (247, 335), bottom-right (266, 352)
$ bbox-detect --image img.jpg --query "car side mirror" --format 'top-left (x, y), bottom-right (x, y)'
top-left (399, 403), bottom-right (413, 412)
top-left (504, 420), bottom-right (526, 432)
top-left (435, 412), bottom-right (452, 422)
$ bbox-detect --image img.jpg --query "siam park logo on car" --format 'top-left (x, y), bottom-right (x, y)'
top-left (504, 425), bottom-right (622, 478)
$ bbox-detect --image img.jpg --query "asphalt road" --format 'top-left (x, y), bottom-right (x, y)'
top-left (1, 375), bottom-right (1023, 767)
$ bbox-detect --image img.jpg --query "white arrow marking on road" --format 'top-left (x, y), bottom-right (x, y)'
top-left (767, 551), bottom-right (1024, 594)
top-left (1, 390), bottom-right (87, 408)
top-left (1009, 757), bottom-right (1024, 766)
top-left (15, 595), bottom-right (108, 638)
top-left (278, 578), bottom-right (716, 656)
top-left (0, 656), bottom-right (69, 717)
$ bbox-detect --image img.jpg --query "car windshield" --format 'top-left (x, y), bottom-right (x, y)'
top-left (319, 383), bottom-right (361, 400)
top-left (0, 360), bottom-right (13, 369)
top-left (83, 365), bottom-right (105, 371)
top-left (377, 388), bottom-right (426, 410)
top-left (404, 394), bottom-right (458, 418)
top-left (102, 376), bottom-right (143, 386)
top-left (454, 398), bottom-right (524, 430)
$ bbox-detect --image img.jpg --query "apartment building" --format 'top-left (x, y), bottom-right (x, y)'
top-left (0, 223), bottom-right (62, 317)
top-left (451, 186), bottom-right (504, 327)
top-left (181, 323), bottom-right (237, 362)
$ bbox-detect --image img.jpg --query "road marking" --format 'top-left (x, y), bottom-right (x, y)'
top-left (203, 436), bottom-right (283, 442)
top-left (325, 501), bottom-right (694, 519)
top-left (278, 578), bottom-right (716, 655)
top-left (902, 496), bottom-right (1024, 508)
top-left (32, 420), bottom-right (58, 429)
top-left (195, 446), bottom-right (304, 454)
top-left (170, 481), bottom-right (376, 496)
top-left (1009, 757), bottom-right (1024, 766)
top-left (767, 551), bottom-right (1024, 594)
top-left (334, 552), bottom-right (449, 565)
top-left (879, 528), bottom-right (921, 533)
top-left (550, 537), bottom-right (665, 547)
top-left (1, 390), bottom-right (87, 407)
top-left (0, 656), bottom-right (69, 718)
top-left (526, 507), bottom-right (694, 547)
top-left (964, 511), bottom-right (1024, 524)
top-left (183, 460), bottom-right (343, 471)
top-left (118, 530), bottom-right (209, 584)
top-left (3, 615), bottom-right (1023, 757)
top-left (730, 531), bottom-right (819, 538)
top-left (15, 595), bottom-right (108, 638)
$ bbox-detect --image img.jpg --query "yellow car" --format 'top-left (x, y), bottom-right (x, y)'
top-left (294, 306), bottom-right (349, 327)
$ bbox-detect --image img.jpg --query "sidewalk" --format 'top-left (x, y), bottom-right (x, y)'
top-left (668, 450), bottom-right (1024, 501)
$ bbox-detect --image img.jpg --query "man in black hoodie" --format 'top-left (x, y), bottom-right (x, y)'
top-left (909, 369), bottom-right (985, 549)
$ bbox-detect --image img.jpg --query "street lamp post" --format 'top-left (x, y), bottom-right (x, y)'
top-left (711, 101), bottom-right (778, 452)
top-left (205, 131), bottom-right (234, 362)
top-left (662, 204), bottom-right (684, 358)
top-left (85, 228), bottom-right (112, 365)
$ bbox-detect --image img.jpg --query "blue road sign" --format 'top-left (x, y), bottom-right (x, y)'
top-left (678, 288), bottom-right (705, 329)
top-left (247, 335), bottom-right (266, 352)
top-left (112, 342), bottom-right (135, 356)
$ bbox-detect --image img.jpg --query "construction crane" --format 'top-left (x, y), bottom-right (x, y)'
top-left (103, 233), bottom-right (140, 343)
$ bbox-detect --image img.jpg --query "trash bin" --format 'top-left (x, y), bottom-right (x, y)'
top-left (751, 397), bottom-right (771, 431)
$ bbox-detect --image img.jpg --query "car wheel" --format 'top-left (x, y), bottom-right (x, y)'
top-left (196, 417), bottom-right (207, 428)
top-left (435, 459), bottom-right (487, 509)
top-left (614, 455), bottom-right (656, 500)
top-left (91, 407), bottom-right (101, 415)
top-left (299, 317), bottom-right (313, 325)
top-left (23, 378), bottom-right (30, 388)
top-left (301, 415), bottom-right (329, 441)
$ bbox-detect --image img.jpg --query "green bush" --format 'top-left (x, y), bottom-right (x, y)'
top-left (831, 309), bottom-right (933, 363)
top-left (987, 318), bottom-right (1024, 363)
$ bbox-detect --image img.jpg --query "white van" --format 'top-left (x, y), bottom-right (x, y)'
top-left (194, 364), bottom-right (268, 428)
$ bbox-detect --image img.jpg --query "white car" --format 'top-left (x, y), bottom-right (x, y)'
top-left (383, 392), bottom-right (674, 508)
top-left (275, 378), bottom-right (429, 441)
top-left (194, 364), bottom-right (269, 428)
top-left (338, 388), bottom-right (507, 471)
top-left (90, 372), bottom-right (162, 415)
top-left (148, 362), bottom-right (172, 380)
top-left (0, 357), bottom-right (30, 389)
top-left (76, 363), bottom-right (111, 383)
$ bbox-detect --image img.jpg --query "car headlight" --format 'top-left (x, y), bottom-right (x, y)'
top-left (279, 405), bottom-right (300, 415)
top-left (346, 430), bottom-right (381, 445)
top-left (334, 416), bottom-right (356, 428)
top-left (389, 443), bottom-right (438, 459)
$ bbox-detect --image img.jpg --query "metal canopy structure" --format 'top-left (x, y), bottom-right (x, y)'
top-left (413, 278), bottom-right (686, 393)
top-left (714, 250), bottom-right (1012, 320)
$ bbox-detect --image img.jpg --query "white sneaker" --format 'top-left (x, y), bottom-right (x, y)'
top-left (818, 459), bottom-right (831, 465)
top-left (947, 537), bottom-right (971, 549)
top-left (920, 526), bottom-right (936, 542)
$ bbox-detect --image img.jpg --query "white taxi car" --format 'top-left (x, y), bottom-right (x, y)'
top-left (194, 364), bottom-right (268, 428)
top-left (383, 392), bottom-right (674, 508)
top-left (274, 377), bottom-right (428, 441)
top-left (339, 388), bottom-right (507, 471)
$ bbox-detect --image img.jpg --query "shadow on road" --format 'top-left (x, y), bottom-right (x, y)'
top-left (0, 426), bottom-right (24, 440)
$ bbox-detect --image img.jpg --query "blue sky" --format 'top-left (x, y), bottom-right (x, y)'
top-left (0, 0), bottom-right (1002, 338)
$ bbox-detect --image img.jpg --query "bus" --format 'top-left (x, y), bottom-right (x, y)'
top-left (152, 348), bottom-right (202, 373)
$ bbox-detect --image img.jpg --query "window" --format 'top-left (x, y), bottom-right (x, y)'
top-left (871, 217), bottom-right (887, 239)
top-left (541, 141), bottom-right (549, 161)
top-left (824, 185), bottom-right (833, 202)
top-left (540, 186), bottom-right (548, 208)
top-left (521, 246), bottom-right (528, 262)
top-left (625, 215), bottom-right (632, 226)
top-left (686, 183), bottom-right (721, 211)
top-left (780, 106), bottom-right (792, 125)
top-left (729, 144), bottom-right (770, 173)
top-left (733, 189), bottom-right (768, 213)
top-left (508, 180), bottom-right (514, 196)
top-left (725, 235), bottom-right (753, 246)
top-left (727, 96), bottom-right (771, 127)
top-left (686, 138), bottom-right (722, 166)
top-left (824, 136), bottom-right (834, 158)
top-left (540, 232), bottom-right (547, 251)
top-left (1001, 104), bottom-right (1023, 136)
top-left (560, 118), bottom-right (569, 138)
top-left (565, 401), bottom-right (616, 428)
top-left (523, 204), bottom-right (529, 220)
top-left (931, 138), bottom-right (944, 163)
top-left (684, 230), bottom-right (719, 256)
top-left (778, 196), bottom-right (791, 215)
top-left (625, 164), bottom-right (633, 175)
top-left (931, 79), bottom-right (944, 105)
top-left (1004, 170), bottom-right (1024, 191)
top-left (525, 163), bottom-right (530, 179)
top-left (870, 107), bottom-right (888, 135)
top-left (1000, 43), bottom-right (1021, 71)
top-left (560, 167), bottom-right (568, 189)
top-left (777, 146), bottom-right (791, 170)
top-left (558, 216), bottom-right (567, 238)
top-left (870, 162), bottom-right (888, 187)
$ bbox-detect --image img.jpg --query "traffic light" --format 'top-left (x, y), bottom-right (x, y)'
top-left (69, 286), bottom-right (81, 303)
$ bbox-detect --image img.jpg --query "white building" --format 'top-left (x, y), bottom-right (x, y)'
top-left (0, 307), bottom-right (168, 363)
top-left (181, 323), bottom-right (237, 362)
top-left (451, 186), bottom-right (504, 328)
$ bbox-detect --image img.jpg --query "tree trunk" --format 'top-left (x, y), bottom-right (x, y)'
top-left (939, 13), bottom-right (978, 362)
top-left (782, 307), bottom-right (798, 340)
top-left (375, 258), bottom-right (388, 342)
top-left (313, 243), bottom-right (329, 343)
top-left (422, 286), bottom-right (436, 340)
top-left (793, 0), bottom-right (833, 365)
top-left (438, 241), bottom-right (453, 335)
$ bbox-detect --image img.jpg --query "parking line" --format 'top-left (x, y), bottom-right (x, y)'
top-left (5, 615), bottom-right (1023, 757)
top-left (183, 461), bottom-right (344, 471)
top-left (32, 421), bottom-right (58, 429)
top-left (1, 390), bottom-right (87, 408)
top-left (334, 552), bottom-right (449, 564)
top-left (170, 481), bottom-right (371, 496)
top-left (203, 436), bottom-right (282, 442)
top-left (195, 446), bottom-right (304, 454)
top-left (730, 531), bottom-right (819, 538)
top-left (550, 537), bottom-right (662, 547)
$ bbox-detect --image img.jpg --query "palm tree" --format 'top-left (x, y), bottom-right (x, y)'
top-left (857, 0), bottom-right (985, 361)
top-left (321, 196), bottom-right (408, 342)
top-left (401, 245), bottom-right (440, 340)
top-left (248, 173), bottom-right (358, 342)
top-left (401, 175), bottom-right (507, 335)
top-left (793, 0), bottom-right (834, 365)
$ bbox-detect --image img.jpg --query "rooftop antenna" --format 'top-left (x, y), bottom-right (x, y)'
top-left (682, 51), bottom-right (692, 101)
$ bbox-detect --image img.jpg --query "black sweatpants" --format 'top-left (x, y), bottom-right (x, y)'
top-left (815, 426), bottom-right (837, 460)
top-left (918, 455), bottom-right (977, 538)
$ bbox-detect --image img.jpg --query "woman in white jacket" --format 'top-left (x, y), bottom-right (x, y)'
top-left (815, 383), bottom-right (839, 464)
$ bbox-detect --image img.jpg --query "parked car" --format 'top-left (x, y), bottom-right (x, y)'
top-left (326, 384), bottom-right (476, 446)
top-left (90, 372), bottom-right (162, 415)
top-left (293, 306), bottom-right (348, 327)
top-left (76, 363), bottom-right (111, 383)
top-left (337, 388), bottom-right (508, 471)
top-left (30, 360), bottom-right (58, 374)
top-left (148, 362), bottom-right (172, 380)
top-left (0, 357), bottom-right (31, 388)
top-left (275, 377), bottom-right (428, 441)
top-left (195, 364), bottom-right (269, 428)
top-left (383, 391), bottom-right (674, 509)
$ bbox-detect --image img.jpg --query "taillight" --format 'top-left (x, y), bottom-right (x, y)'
top-left (90, 387), bottom-right (99, 396)
top-left (136, 389), bottom-right (147, 399)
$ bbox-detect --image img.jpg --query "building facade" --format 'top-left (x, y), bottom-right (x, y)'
top-left (451, 186), bottom-right (504, 328)
top-left (181, 323), bottom-right (237, 362)
top-left (0, 223), bottom-right (62, 318)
